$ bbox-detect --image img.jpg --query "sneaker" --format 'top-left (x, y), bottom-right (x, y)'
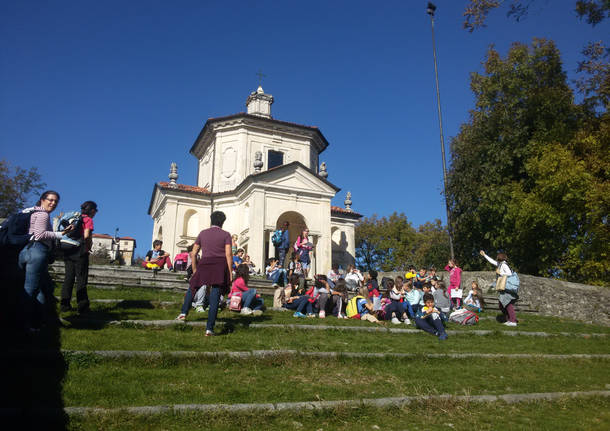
top-left (403, 318), bottom-right (411, 325)
top-left (205, 330), bottom-right (214, 337)
top-left (240, 307), bottom-right (253, 315)
top-left (293, 311), bottom-right (306, 318)
top-left (306, 313), bottom-right (316, 318)
top-left (195, 306), bottom-right (205, 313)
top-left (438, 333), bottom-right (449, 340)
top-left (175, 314), bottom-right (186, 321)
top-left (319, 310), bottom-right (326, 319)
top-left (391, 317), bottom-right (401, 325)
top-left (252, 309), bottom-right (263, 316)
top-left (504, 321), bottom-right (518, 327)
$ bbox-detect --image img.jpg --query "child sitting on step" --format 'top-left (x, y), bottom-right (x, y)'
top-left (415, 293), bottom-right (448, 340)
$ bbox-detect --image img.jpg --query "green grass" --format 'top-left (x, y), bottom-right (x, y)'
top-left (60, 355), bottom-right (610, 408)
top-left (9, 284), bottom-right (609, 430)
top-left (66, 396), bottom-right (610, 430)
top-left (59, 325), bottom-right (610, 355)
top-left (62, 292), bottom-right (610, 335)
top-left (84, 286), bottom-right (185, 302)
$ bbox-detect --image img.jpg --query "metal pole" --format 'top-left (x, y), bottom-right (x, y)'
top-left (427, 2), bottom-right (455, 260)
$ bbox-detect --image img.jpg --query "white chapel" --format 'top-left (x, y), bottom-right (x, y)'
top-left (147, 86), bottom-right (361, 274)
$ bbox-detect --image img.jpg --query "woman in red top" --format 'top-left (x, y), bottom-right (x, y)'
top-left (189, 211), bottom-right (233, 336)
top-left (60, 200), bottom-right (97, 314)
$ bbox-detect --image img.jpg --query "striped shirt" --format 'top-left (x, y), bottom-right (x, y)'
top-left (29, 206), bottom-right (62, 247)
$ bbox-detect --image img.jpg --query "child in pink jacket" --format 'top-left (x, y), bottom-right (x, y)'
top-left (445, 258), bottom-right (462, 308)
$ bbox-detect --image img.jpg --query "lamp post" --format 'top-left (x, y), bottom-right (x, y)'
top-left (427, 2), bottom-right (455, 260)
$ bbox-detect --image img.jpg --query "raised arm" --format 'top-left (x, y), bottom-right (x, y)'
top-left (479, 250), bottom-right (498, 267)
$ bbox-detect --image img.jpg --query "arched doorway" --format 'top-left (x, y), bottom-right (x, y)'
top-left (267, 211), bottom-right (310, 270)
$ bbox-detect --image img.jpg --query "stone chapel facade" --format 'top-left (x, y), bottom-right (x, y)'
top-left (147, 86), bottom-right (361, 273)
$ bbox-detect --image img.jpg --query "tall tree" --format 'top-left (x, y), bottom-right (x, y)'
top-left (447, 40), bottom-right (609, 284)
top-left (0, 160), bottom-right (46, 218)
top-left (355, 213), bottom-right (417, 272)
top-left (355, 215), bottom-right (450, 272)
top-left (463, 0), bottom-right (609, 32)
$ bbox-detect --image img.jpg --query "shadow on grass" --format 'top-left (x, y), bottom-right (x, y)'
top-left (0, 250), bottom-right (68, 428)
top-left (61, 308), bottom-right (148, 330)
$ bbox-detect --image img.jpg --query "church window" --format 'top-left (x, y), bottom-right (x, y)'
top-left (268, 150), bottom-right (283, 169)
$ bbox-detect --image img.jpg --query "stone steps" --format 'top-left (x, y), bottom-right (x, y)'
top-left (49, 263), bottom-right (536, 312)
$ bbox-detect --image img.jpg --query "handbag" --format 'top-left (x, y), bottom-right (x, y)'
top-left (229, 294), bottom-right (242, 311)
top-left (495, 269), bottom-right (507, 291)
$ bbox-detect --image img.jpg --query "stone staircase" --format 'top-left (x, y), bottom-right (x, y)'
top-left (49, 263), bottom-right (275, 293)
top-left (49, 263), bottom-right (537, 312)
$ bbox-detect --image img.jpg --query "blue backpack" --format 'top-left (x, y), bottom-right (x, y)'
top-left (271, 229), bottom-right (283, 246)
top-left (0, 208), bottom-right (43, 248)
top-left (505, 272), bottom-right (520, 293)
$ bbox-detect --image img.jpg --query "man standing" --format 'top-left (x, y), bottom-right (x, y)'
top-left (275, 221), bottom-right (290, 268)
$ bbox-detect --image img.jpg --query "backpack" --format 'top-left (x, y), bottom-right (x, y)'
top-left (54, 211), bottom-right (84, 250)
top-left (505, 272), bottom-right (520, 293)
top-left (271, 229), bottom-right (283, 246)
top-left (54, 211), bottom-right (83, 240)
top-left (449, 309), bottom-right (479, 325)
top-left (346, 295), bottom-right (365, 318)
top-left (0, 208), bottom-right (42, 249)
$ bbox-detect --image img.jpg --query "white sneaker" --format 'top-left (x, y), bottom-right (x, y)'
top-left (504, 321), bottom-right (517, 327)
top-left (252, 309), bottom-right (263, 316)
top-left (240, 307), bottom-right (253, 315)
top-left (175, 314), bottom-right (186, 321)
top-left (403, 318), bottom-right (411, 325)
top-left (391, 317), bottom-right (401, 325)
top-left (319, 310), bottom-right (326, 319)
top-left (195, 306), bottom-right (205, 313)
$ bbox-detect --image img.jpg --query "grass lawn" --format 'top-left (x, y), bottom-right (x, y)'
top-left (5, 284), bottom-right (609, 430)
top-left (66, 396), bottom-right (610, 431)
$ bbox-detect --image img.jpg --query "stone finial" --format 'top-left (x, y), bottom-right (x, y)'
top-left (168, 162), bottom-right (178, 187)
top-left (253, 151), bottom-right (263, 172)
top-left (344, 191), bottom-right (352, 211)
top-left (246, 86), bottom-right (274, 118)
top-left (319, 162), bottom-right (328, 179)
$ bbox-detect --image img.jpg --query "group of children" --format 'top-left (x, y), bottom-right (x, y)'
top-left (174, 237), bottom-right (488, 340)
top-left (270, 265), bottom-right (486, 340)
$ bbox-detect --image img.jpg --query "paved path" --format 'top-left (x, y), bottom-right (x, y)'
top-left (3, 390), bottom-right (606, 416)
top-left (250, 323), bottom-right (608, 338)
top-left (61, 318), bottom-right (608, 337)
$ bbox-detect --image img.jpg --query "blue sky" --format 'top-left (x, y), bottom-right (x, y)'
top-left (1, 0), bottom-right (606, 255)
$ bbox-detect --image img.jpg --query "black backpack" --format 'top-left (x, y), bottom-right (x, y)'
top-left (0, 209), bottom-right (43, 249)
top-left (56, 211), bottom-right (83, 241)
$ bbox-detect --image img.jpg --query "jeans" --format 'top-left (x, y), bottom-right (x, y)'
top-left (415, 313), bottom-right (447, 337)
top-left (402, 301), bottom-right (416, 318)
top-left (206, 285), bottom-right (222, 332)
top-left (61, 251), bottom-right (90, 312)
top-left (18, 242), bottom-right (53, 329)
top-left (385, 301), bottom-right (405, 320)
top-left (181, 286), bottom-right (208, 315)
top-left (241, 288), bottom-right (264, 310)
top-left (284, 295), bottom-right (313, 314)
top-left (275, 247), bottom-right (289, 268)
top-left (267, 268), bottom-right (286, 286)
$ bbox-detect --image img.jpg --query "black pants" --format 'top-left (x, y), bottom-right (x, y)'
top-left (61, 251), bottom-right (90, 312)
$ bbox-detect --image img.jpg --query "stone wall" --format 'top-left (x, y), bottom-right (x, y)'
top-left (376, 270), bottom-right (610, 326)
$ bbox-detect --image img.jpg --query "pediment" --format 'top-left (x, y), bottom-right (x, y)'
top-left (253, 165), bottom-right (337, 195)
